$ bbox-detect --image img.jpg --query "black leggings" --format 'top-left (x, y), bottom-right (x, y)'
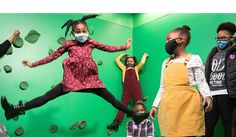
top-left (203, 95), bottom-right (234, 137)
top-left (232, 99), bottom-right (236, 137)
top-left (24, 83), bottom-right (132, 115)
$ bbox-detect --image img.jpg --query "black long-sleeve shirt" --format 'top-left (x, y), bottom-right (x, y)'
top-left (0, 40), bottom-right (11, 57)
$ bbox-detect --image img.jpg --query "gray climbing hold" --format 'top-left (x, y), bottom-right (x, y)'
top-left (49, 124), bottom-right (58, 133)
top-left (57, 37), bottom-right (66, 45)
top-left (3, 65), bottom-right (12, 73)
top-left (69, 121), bottom-right (78, 130)
top-left (24, 30), bottom-right (41, 44)
top-left (13, 36), bottom-right (24, 48)
top-left (78, 120), bottom-right (86, 129)
top-left (142, 96), bottom-right (148, 101)
top-left (19, 81), bottom-right (28, 90)
top-left (15, 126), bottom-right (24, 136)
top-left (97, 60), bottom-right (103, 66)
top-left (107, 129), bottom-right (113, 136)
top-left (5, 46), bottom-right (13, 55)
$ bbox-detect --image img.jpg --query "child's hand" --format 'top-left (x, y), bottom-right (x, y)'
top-left (149, 106), bottom-right (157, 120)
top-left (8, 30), bottom-right (20, 43)
top-left (126, 39), bottom-right (132, 49)
top-left (203, 96), bottom-right (213, 112)
top-left (144, 53), bottom-right (149, 58)
top-left (13, 30), bottom-right (20, 38)
top-left (22, 60), bottom-right (33, 68)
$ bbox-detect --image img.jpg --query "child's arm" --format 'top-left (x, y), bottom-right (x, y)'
top-left (91, 38), bottom-right (131, 52)
top-left (190, 55), bottom-right (212, 112)
top-left (136, 53), bottom-right (148, 71)
top-left (23, 41), bottom-right (69, 68)
top-left (0, 30), bottom-right (20, 56)
top-left (150, 60), bottom-right (166, 120)
top-left (0, 40), bottom-right (11, 56)
top-left (115, 53), bottom-right (126, 70)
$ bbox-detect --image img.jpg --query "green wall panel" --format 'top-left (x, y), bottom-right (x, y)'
top-left (133, 13), bottom-right (236, 137)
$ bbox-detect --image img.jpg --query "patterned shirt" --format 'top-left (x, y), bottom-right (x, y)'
top-left (127, 119), bottom-right (154, 137)
top-left (152, 55), bottom-right (212, 108)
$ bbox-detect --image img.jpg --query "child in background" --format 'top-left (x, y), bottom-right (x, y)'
top-left (127, 101), bottom-right (154, 137)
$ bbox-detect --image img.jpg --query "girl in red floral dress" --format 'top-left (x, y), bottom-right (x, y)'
top-left (1, 14), bottom-right (141, 121)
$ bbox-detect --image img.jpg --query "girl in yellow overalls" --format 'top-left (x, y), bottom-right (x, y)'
top-left (150, 25), bottom-right (213, 137)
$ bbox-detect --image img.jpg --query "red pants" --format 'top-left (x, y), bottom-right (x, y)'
top-left (115, 69), bottom-right (142, 122)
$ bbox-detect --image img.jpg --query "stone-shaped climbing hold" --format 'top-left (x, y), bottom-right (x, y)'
top-left (78, 120), bottom-right (87, 129)
top-left (49, 124), bottom-right (58, 133)
top-left (107, 129), bottom-right (113, 136)
top-left (19, 81), bottom-right (28, 90)
top-left (24, 30), bottom-right (41, 44)
top-left (69, 121), bottom-right (78, 130)
top-left (48, 49), bottom-right (54, 55)
top-left (57, 37), bottom-right (66, 45)
top-left (15, 126), bottom-right (24, 136)
top-left (3, 65), bottom-right (12, 73)
top-left (97, 60), bottom-right (103, 66)
top-left (142, 96), bottom-right (148, 101)
top-left (13, 36), bottom-right (24, 48)
top-left (5, 46), bottom-right (13, 55)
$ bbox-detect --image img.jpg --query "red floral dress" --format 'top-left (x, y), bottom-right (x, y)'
top-left (32, 38), bottom-right (128, 92)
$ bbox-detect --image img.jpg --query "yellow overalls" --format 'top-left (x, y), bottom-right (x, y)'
top-left (158, 54), bottom-right (205, 137)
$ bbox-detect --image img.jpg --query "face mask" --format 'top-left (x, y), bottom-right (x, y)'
top-left (165, 39), bottom-right (179, 55)
top-left (74, 33), bottom-right (88, 43)
top-left (132, 111), bottom-right (149, 124)
top-left (217, 40), bottom-right (231, 50)
top-left (126, 64), bottom-right (135, 68)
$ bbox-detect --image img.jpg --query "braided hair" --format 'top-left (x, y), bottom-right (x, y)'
top-left (61, 14), bottom-right (100, 37)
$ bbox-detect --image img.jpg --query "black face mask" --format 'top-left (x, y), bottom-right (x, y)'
top-left (126, 64), bottom-right (135, 68)
top-left (165, 39), bottom-right (179, 55)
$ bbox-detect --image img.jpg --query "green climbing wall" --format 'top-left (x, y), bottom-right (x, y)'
top-left (133, 13), bottom-right (236, 137)
top-left (0, 13), bottom-right (235, 137)
top-left (0, 13), bottom-right (132, 137)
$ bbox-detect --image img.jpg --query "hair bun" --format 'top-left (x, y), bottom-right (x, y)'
top-left (182, 25), bottom-right (191, 31)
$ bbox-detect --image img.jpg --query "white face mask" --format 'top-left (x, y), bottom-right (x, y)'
top-left (74, 33), bottom-right (88, 43)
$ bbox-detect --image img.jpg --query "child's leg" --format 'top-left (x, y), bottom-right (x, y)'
top-left (114, 91), bottom-right (131, 122)
top-left (218, 95), bottom-right (233, 137)
top-left (204, 96), bottom-right (220, 137)
top-left (232, 104), bottom-right (236, 137)
top-left (79, 88), bottom-right (133, 115)
top-left (25, 83), bottom-right (68, 110)
top-left (1, 83), bottom-right (68, 120)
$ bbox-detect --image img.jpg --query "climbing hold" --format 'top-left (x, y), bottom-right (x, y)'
top-left (24, 30), bottom-right (41, 44)
top-left (13, 36), bottom-right (24, 48)
top-left (49, 124), bottom-right (58, 133)
top-left (19, 81), bottom-right (29, 90)
top-left (15, 126), bottom-right (24, 136)
top-left (78, 120), bottom-right (86, 129)
top-left (3, 65), bottom-right (12, 73)
top-left (57, 37), bottom-right (66, 45)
